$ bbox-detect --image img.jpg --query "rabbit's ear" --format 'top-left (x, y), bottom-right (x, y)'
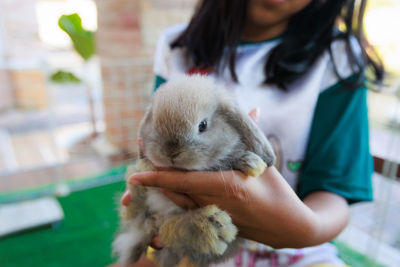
top-left (138, 106), bottom-right (153, 158)
top-left (138, 105), bottom-right (153, 134)
top-left (217, 103), bottom-right (276, 166)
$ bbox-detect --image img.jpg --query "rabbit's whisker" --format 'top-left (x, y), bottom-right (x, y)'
top-left (218, 167), bottom-right (230, 197)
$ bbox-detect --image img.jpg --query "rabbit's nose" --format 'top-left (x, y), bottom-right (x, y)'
top-left (169, 151), bottom-right (181, 164)
top-left (166, 140), bottom-right (179, 152)
top-left (166, 140), bottom-right (179, 149)
top-left (170, 151), bottom-right (181, 160)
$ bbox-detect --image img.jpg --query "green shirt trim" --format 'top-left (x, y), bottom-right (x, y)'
top-left (154, 75), bottom-right (167, 92)
top-left (298, 77), bottom-right (373, 204)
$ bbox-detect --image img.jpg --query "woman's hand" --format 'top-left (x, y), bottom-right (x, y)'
top-left (128, 166), bottom-right (312, 248)
top-left (128, 167), bottom-right (349, 249)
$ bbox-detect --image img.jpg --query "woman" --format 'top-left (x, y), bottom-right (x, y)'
top-left (121, 0), bottom-right (383, 266)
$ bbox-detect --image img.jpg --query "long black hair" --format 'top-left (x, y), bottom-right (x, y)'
top-left (171, 0), bottom-right (384, 90)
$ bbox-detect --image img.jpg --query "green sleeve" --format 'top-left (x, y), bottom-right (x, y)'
top-left (298, 80), bottom-right (373, 204)
top-left (153, 75), bottom-right (167, 92)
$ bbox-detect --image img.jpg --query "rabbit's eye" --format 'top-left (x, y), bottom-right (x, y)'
top-left (198, 120), bottom-right (207, 133)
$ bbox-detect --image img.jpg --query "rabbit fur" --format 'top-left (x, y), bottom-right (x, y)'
top-left (113, 75), bottom-right (276, 267)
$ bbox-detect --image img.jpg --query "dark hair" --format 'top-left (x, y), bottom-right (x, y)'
top-left (171, 0), bottom-right (384, 90)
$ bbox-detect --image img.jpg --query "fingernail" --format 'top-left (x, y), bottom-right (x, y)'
top-left (130, 179), bottom-right (142, 185)
top-left (121, 191), bottom-right (131, 206)
top-left (255, 107), bottom-right (260, 119)
top-left (128, 172), bottom-right (153, 185)
top-left (153, 236), bottom-right (164, 248)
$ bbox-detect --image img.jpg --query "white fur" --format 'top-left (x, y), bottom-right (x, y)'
top-left (113, 219), bottom-right (146, 265)
top-left (146, 188), bottom-right (183, 216)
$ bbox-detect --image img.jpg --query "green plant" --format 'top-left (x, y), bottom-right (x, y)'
top-left (50, 70), bottom-right (81, 84)
top-left (58, 13), bottom-right (96, 61)
top-left (52, 13), bottom-right (99, 138)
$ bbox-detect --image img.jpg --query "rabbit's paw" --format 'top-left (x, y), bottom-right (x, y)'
top-left (247, 158), bottom-right (266, 177)
top-left (193, 205), bottom-right (238, 255)
top-left (159, 205), bottom-right (237, 257)
top-left (238, 152), bottom-right (267, 177)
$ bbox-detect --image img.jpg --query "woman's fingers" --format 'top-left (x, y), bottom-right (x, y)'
top-left (160, 189), bottom-right (199, 209)
top-left (121, 190), bottom-right (131, 206)
top-left (248, 107), bottom-right (260, 124)
top-left (128, 170), bottom-right (248, 196)
top-left (149, 236), bottom-right (164, 250)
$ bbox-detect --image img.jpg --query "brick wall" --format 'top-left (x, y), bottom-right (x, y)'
top-left (95, 0), bottom-right (196, 154)
top-left (95, 0), bottom-right (148, 154)
top-left (95, 0), bottom-right (143, 59)
top-left (139, 0), bottom-right (196, 48)
top-left (100, 59), bottom-right (153, 153)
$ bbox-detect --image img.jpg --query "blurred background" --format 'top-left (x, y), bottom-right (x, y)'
top-left (0, 0), bottom-right (399, 266)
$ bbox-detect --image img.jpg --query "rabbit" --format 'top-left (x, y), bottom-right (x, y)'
top-left (113, 75), bottom-right (276, 267)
